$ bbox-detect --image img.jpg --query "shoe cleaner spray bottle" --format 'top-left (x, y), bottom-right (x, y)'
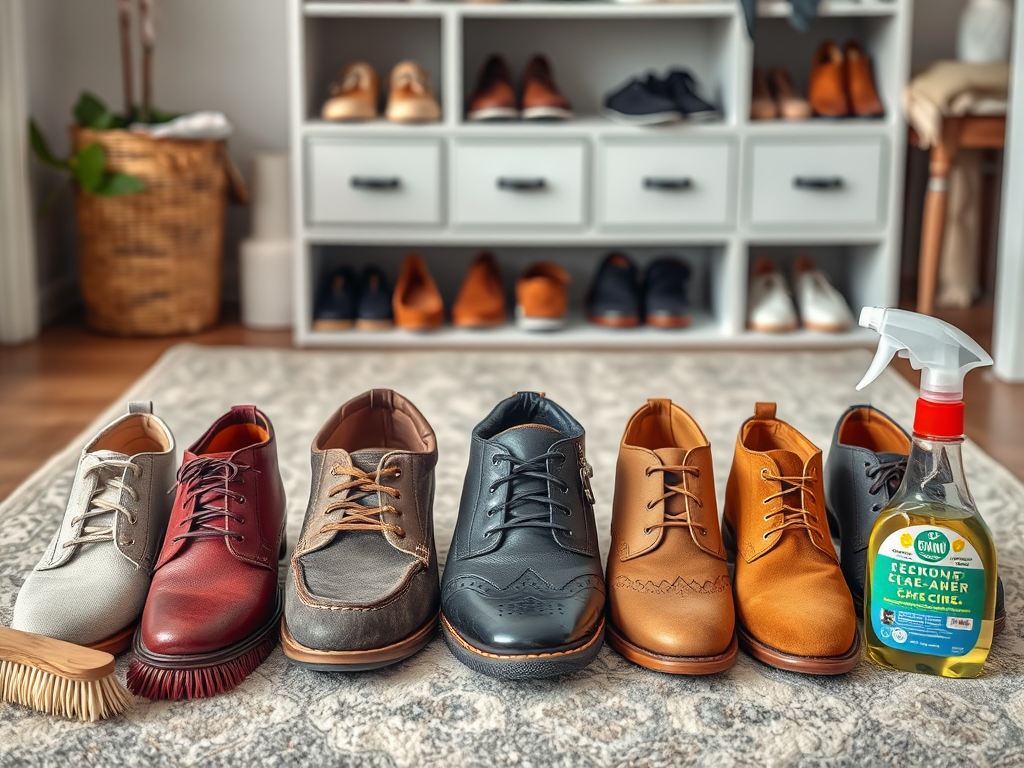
top-left (856, 307), bottom-right (997, 678)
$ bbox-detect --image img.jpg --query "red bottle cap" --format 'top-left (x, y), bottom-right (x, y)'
top-left (913, 398), bottom-right (964, 439)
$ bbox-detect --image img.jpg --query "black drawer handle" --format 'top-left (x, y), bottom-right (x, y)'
top-left (793, 176), bottom-right (844, 190)
top-left (644, 177), bottom-right (693, 190)
top-left (497, 177), bottom-right (547, 191)
top-left (350, 176), bottom-right (400, 190)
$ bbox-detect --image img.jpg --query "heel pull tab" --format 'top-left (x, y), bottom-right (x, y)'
top-left (754, 402), bottom-right (777, 420)
top-left (128, 401), bottom-right (153, 415)
top-left (647, 398), bottom-right (672, 415)
top-left (369, 389), bottom-right (394, 410)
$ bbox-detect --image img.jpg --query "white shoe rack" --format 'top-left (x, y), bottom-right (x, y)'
top-left (288, 0), bottom-right (912, 348)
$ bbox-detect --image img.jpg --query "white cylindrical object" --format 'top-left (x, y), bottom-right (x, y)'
top-left (251, 152), bottom-right (291, 240)
top-left (958, 0), bottom-right (1013, 63)
top-left (240, 238), bottom-right (293, 330)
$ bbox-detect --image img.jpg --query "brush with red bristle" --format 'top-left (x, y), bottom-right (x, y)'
top-left (0, 626), bottom-right (132, 721)
top-left (126, 631), bottom-right (277, 701)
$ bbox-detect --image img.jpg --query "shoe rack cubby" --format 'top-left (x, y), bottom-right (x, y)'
top-left (288, 0), bottom-right (913, 349)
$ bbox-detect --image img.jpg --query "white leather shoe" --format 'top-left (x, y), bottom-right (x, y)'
top-left (793, 257), bottom-right (854, 332)
top-left (11, 402), bottom-right (175, 653)
top-left (747, 258), bottom-right (798, 332)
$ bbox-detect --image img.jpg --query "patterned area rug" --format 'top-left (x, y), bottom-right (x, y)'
top-left (1, 344), bottom-right (1023, 768)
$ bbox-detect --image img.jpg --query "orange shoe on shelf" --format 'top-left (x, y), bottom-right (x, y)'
top-left (393, 254), bottom-right (444, 331)
top-left (515, 262), bottom-right (571, 332)
top-left (453, 252), bottom-right (506, 329)
top-left (467, 54), bottom-right (518, 121)
top-left (770, 67), bottom-right (812, 120)
top-left (750, 67), bottom-right (778, 121)
top-left (845, 40), bottom-right (884, 118)
top-left (385, 61), bottom-right (441, 124)
top-left (322, 62), bottom-right (379, 122)
top-left (808, 40), bottom-right (850, 118)
top-left (521, 55), bottom-right (573, 121)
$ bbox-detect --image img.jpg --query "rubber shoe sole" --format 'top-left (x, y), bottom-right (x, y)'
top-left (280, 612), bottom-right (438, 672)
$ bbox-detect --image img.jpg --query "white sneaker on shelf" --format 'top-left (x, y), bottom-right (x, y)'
top-left (792, 256), bottom-right (854, 332)
top-left (747, 257), bottom-right (798, 333)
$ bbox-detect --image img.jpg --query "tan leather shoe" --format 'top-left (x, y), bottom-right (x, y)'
top-left (521, 55), bottom-right (573, 121)
top-left (385, 61), bottom-right (441, 123)
top-left (723, 402), bottom-right (860, 674)
top-left (515, 262), bottom-right (570, 331)
top-left (467, 54), bottom-right (518, 121)
top-left (606, 400), bottom-right (738, 674)
top-left (453, 252), bottom-right (506, 328)
top-left (393, 254), bottom-right (444, 330)
top-left (322, 62), bottom-right (379, 121)
top-left (845, 40), bottom-right (884, 118)
top-left (750, 67), bottom-right (778, 121)
top-left (808, 40), bottom-right (850, 118)
top-left (770, 67), bottom-right (811, 120)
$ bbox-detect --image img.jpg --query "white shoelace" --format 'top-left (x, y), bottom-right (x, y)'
top-left (64, 458), bottom-right (141, 548)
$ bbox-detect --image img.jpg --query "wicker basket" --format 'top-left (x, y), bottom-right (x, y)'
top-left (72, 127), bottom-right (237, 336)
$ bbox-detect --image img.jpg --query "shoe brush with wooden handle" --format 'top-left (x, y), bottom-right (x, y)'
top-left (0, 626), bottom-right (132, 721)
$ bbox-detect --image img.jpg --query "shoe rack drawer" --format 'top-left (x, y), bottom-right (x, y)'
top-left (306, 138), bottom-right (442, 226)
top-left (598, 139), bottom-right (735, 228)
top-left (746, 138), bottom-right (886, 229)
top-left (451, 140), bottom-right (586, 228)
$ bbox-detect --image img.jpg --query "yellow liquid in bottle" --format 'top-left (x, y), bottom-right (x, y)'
top-left (864, 501), bottom-right (997, 678)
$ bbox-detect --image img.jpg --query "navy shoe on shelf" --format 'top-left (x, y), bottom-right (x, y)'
top-left (356, 266), bottom-right (394, 331)
top-left (643, 257), bottom-right (693, 328)
top-left (657, 70), bottom-right (719, 122)
top-left (602, 76), bottom-right (681, 125)
top-left (313, 266), bottom-right (358, 331)
top-left (588, 252), bottom-right (641, 328)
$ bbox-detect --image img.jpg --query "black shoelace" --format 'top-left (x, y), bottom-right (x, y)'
top-left (866, 457), bottom-right (908, 497)
top-left (172, 457), bottom-right (257, 543)
top-left (485, 451), bottom-right (572, 537)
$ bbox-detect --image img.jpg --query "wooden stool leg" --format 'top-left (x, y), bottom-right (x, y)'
top-left (917, 132), bottom-right (956, 316)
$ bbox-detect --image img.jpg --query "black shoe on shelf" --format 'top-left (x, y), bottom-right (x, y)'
top-left (356, 266), bottom-right (394, 331)
top-left (313, 266), bottom-right (358, 331)
top-left (602, 76), bottom-right (682, 125)
top-left (588, 252), bottom-right (641, 328)
top-left (643, 257), bottom-right (693, 329)
top-left (657, 70), bottom-right (720, 122)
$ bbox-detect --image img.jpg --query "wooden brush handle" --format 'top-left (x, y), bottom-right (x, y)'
top-left (0, 626), bottom-right (116, 681)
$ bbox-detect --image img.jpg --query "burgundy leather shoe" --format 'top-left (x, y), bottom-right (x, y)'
top-left (128, 406), bottom-right (287, 700)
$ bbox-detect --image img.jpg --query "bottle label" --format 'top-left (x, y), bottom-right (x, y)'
top-left (870, 525), bottom-right (986, 657)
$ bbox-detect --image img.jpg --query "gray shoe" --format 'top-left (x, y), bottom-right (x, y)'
top-left (282, 389), bottom-right (440, 671)
top-left (11, 402), bottom-right (175, 652)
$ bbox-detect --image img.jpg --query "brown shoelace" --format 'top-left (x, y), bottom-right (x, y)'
top-left (761, 469), bottom-right (820, 539)
top-left (318, 464), bottom-right (404, 538)
top-left (173, 457), bottom-right (254, 543)
top-left (644, 464), bottom-right (707, 536)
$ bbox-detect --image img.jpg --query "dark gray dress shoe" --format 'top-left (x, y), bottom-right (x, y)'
top-left (356, 266), bottom-right (394, 331)
top-left (441, 392), bottom-right (606, 679)
top-left (282, 389), bottom-right (440, 670)
top-left (602, 77), bottom-right (681, 125)
top-left (824, 405), bottom-right (1006, 635)
top-left (313, 266), bottom-right (358, 331)
top-left (588, 252), bottom-right (641, 328)
top-left (657, 70), bottom-right (719, 122)
top-left (643, 257), bottom-right (692, 329)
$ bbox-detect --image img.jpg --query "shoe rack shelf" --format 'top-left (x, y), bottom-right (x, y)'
top-left (288, 0), bottom-right (912, 348)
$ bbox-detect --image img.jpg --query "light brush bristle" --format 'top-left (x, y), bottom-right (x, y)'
top-left (0, 659), bottom-right (131, 722)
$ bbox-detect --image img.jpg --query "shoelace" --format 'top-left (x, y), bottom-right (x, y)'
top-left (866, 457), bottom-right (907, 496)
top-left (761, 469), bottom-right (821, 540)
top-left (485, 451), bottom-right (572, 537)
top-left (318, 464), bottom-right (404, 538)
top-left (172, 457), bottom-right (256, 543)
top-left (393, 69), bottom-right (426, 95)
top-left (643, 464), bottom-right (707, 536)
top-left (64, 458), bottom-right (141, 548)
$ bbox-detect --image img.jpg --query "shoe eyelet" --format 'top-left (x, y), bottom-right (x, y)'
top-left (239, 497), bottom-right (246, 504)
top-left (564, 510), bottom-right (571, 517)
top-left (760, 468), bottom-right (768, 479)
top-left (701, 530), bottom-right (707, 536)
top-left (646, 501), bottom-right (655, 510)
top-left (126, 539), bottom-right (135, 546)
top-left (643, 527), bottom-right (651, 535)
top-left (762, 533), bottom-right (770, 540)
top-left (238, 518), bottom-right (245, 525)
top-left (492, 456), bottom-right (499, 466)
top-left (394, 469), bottom-right (402, 479)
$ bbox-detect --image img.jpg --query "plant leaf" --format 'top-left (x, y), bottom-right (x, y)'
top-left (72, 143), bottom-right (106, 191)
top-left (29, 120), bottom-right (69, 169)
top-left (96, 172), bottom-right (144, 196)
top-left (74, 91), bottom-right (116, 130)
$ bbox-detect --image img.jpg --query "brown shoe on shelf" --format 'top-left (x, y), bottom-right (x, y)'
top-left (322, 62), bottom-right (379, 122)
top-left (808, 40), bottom-right (850, 118)
top-left (770, 66), bottom-right (812, 120)
top-left (385, 61), bottom-right (441, 123)
top-left (393, 254), bottom-right (444, 330)
top-left (845, 40), bottom-right (884, 118)
top-left (453, 252), bottom-right (506, 329)
top-left (606, 399), bottom-right (738, 675)
top-left (515, 262), bottom-right (570, 332)
top-left (750, 66), bottom-right (778, 120)
top-left (467, 54), bottom-right (518, 121)
top-left (521, 55), bottom-right (573, 121)
top-left (723, 402), bottom-right (860, 675)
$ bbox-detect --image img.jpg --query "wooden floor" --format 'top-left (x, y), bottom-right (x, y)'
top-left (1, 305), bottom-right (1022, 500)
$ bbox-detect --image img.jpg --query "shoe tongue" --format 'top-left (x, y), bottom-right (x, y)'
top-left (766, 449), bottom-right (805, 479)
top-left (652, 447), bottom-right (688, 467)
top-left (349, 449), bottom-right (390, 474)
top-left (491, 423), bottom-right (564, 461)
top-left (876, 451), bottom-right (908, 464)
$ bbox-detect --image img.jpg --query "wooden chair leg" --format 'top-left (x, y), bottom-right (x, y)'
top-left (918, 176), bottom-right (948, 316)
